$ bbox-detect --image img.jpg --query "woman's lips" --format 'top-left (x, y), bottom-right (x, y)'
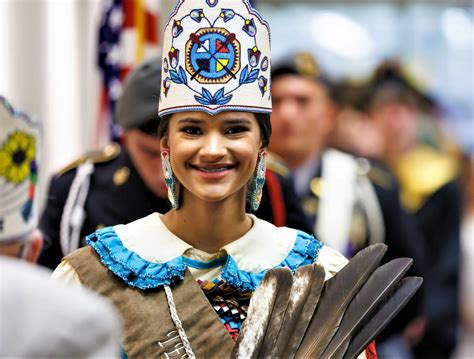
top-left (189, 163), bottom-right (237, 179)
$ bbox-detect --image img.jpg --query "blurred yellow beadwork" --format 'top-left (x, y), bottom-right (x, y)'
top-left (0, 131), bottom-right (36, 184)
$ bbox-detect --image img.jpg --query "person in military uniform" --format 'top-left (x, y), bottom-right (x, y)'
top-left (269, 52), bottom-right (429, 356)
top-left (39, 57), bottom-right (312, 270)
top-left (328, 80), bottom-right (435, 356)
top-left (270, 52), bottom-right (424, 259)
top-left (368, 62), bottom-right (461, 358)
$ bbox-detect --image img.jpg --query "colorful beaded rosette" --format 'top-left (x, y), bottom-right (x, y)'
top-left (0, 97), bottom-right (41, 240)
top-left (159, 0), bottom-right (272, 117)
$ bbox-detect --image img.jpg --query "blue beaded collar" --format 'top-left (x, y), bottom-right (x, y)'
top-left (86, 226), bottom-right (323, 292)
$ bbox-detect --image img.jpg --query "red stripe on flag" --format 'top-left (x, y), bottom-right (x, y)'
top-left (145, 11), bottom-right (158, 44)
top-left (122, 0), bottom-right (135, 28)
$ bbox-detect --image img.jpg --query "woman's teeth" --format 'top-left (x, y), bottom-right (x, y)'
top-left (194, 165), bottom-right (234, 173)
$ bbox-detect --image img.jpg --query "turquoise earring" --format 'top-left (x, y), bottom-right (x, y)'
top-left (161, 151), bottom-right (179, 209)
top-left (251, 151), bottom-right (267, 211)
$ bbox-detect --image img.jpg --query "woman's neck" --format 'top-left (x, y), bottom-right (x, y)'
top-left (161, 189), bottom-right (253, 253)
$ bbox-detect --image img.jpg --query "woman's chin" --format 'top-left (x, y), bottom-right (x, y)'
top-left (198, 192), bottom-right (232, 203)
top-left (186, 187), bottom-right (242, 204)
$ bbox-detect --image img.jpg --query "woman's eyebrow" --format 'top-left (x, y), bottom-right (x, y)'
top-left (222, 119), bottom-right (253, 125)
top-left (176, 118), bottom-right (204, 125)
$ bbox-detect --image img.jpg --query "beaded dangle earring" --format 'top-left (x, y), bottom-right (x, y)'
top-left (161, 151), bottom-right (179, 209)
top-left (251, 151), bottom-right (267, 211)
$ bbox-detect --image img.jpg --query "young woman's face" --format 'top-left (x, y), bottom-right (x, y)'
top-left (161, 111), bottom-right (263, 205)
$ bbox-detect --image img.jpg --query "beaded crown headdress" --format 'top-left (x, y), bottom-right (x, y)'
top-left (158, 0), bottom-right (272, 117)
top-left (0, 96), bottom-right (41, 242)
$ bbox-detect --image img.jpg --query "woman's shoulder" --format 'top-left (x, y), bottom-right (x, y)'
top-left (93, 212), bottom-right (192, 263)
top-left (244, 216), bottom-right (348, 280)
top-left (53, 213), bottom-right (189, 290)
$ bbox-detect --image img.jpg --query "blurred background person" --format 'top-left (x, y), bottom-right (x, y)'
top-left (0, 96), bottom-right (43, 262)
top-left (330, 78), bottom-right (440, 357)
top-left (39, 56), bottom-right (312, 270)
top-left (270, 52), bottom-right (424, 261)
top-left (0, 256), bottom-right (122, 357)
top-left (368, 63), bottom-right (462, 358)
top-left (38, 58), bottom-right (171, 269)
top-left (330, 82), bottom-right (384, 160)
top-left (0, 95), bottom-right (121, 357)
top-left (270, 53), bottom-right (429, 356)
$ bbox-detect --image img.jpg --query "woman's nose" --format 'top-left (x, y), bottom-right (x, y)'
top-left (199, 132), bottom-right (226, 159)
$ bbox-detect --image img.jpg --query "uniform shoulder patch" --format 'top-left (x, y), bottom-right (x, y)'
top-left (266, 152), bottom-right (290, 177)
top-left (56, 143), bottom-right (121, 176)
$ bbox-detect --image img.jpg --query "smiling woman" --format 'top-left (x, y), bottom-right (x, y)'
top-left (49, 0), bottom-right (416, 357)
top-left (158, 111), bottom-right (271, 212)
top-left (158, 111), bottom-right (265, 253)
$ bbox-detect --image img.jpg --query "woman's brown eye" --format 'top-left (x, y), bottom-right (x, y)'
top-left (181, 127), bottom-right (201, 135)
top-left (227, 126), bottom-right (249, 135)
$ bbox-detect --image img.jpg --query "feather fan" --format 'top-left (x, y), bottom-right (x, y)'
top-left (295, 243), bottom-right (387, 358)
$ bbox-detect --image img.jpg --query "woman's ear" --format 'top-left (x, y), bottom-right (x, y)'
top-left (160, 136), bottom-right (170, 153)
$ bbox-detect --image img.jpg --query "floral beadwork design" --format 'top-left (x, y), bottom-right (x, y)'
top-left (0, 131), bottom-right (36, 185)
top-left (162, 2), bottom-right (270, 106)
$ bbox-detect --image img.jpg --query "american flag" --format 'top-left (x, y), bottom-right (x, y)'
top-left (97, 0), bottom-right (161, 144)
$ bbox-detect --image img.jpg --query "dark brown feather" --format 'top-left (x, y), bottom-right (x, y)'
top-left (295, 243), bottom-right (387, 358)
top-left (343, 276), bottom-right (423, 359)
top-left (322, 258), bottom-right (413, 358)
